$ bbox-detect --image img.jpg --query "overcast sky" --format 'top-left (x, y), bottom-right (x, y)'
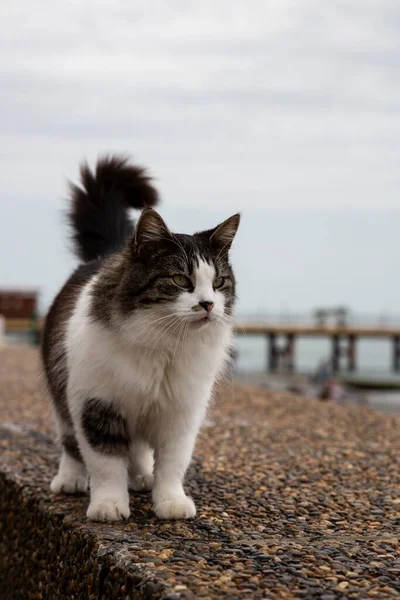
top-left (1, 1), bottom-right (399, 316)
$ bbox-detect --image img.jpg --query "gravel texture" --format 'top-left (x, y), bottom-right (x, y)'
top-left (1, 346), bottom-right (400, 599)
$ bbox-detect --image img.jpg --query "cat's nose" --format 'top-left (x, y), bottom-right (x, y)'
top-left (199, 301), bottom-right (214, 313)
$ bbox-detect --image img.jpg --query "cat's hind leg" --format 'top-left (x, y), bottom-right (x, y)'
top-left (129, 439), bottom-right (154, 492)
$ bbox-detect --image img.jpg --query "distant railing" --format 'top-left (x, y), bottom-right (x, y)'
top-left (236, 313), bottom-right (400, 328)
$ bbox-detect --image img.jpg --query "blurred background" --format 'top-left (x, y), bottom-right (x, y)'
top-left (1, 1), bottom-right (399, 408)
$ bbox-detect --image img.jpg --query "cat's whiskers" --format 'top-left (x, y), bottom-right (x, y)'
top-left (143, 316), bottom-right (182, 360)
top-left (131, 312), bottom-right (175, 337)
top-left (181, 319), bottom-right (190, 365)
top-left (119, 312), bottom-right (177, 348)
top-left (144, 313), bottom-right (190, 361)
top-left (171, 318), bottom-right (189, 366)
top-left (133, 318), bottom-right (185, 389)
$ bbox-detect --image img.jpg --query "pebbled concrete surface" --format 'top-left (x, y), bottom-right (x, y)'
top-left (1, 346), bottom-right (400, 599)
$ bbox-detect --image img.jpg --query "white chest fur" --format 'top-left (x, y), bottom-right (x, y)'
top-left (65, 278), bottom-right (233, 431)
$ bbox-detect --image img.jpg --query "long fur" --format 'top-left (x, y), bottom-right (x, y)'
top-left (67, 155), bottom-right (159, 262)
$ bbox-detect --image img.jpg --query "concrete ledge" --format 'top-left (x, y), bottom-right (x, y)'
top-left (0, 426), bottom-right (176, 600)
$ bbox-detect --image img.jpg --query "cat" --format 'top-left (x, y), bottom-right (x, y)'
top-left (41, 155), bottom-right (240, 522)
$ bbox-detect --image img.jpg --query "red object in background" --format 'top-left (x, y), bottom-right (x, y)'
top-left (0, 289), bottom-right (38, 319)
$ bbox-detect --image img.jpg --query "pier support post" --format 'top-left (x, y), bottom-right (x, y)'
top-left (332, 335), bottom-right (340, 372)
top-left (266, 334), bottom-right (295, 373)
top-left (268, 333), bottom-right (278, 372)
top-left (347, 335), bottom-right (356, 372)
top-left (285, 334), bottom-right (295, 372)
top-left (393, 336), bottom-right (400, 373)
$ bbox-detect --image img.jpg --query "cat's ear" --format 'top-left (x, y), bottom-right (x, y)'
top-left (133, 208), bottom-right (172, 250)
top-left (209, 213), bottom-right (240, 253)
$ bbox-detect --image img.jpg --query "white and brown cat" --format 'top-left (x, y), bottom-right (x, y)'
top-left (42, 155), bottom-right (240, 522)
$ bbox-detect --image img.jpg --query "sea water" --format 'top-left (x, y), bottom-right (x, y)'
top-left (233, 335), bottom-right (400, 413)
top-left (234, 336), bottom-right (392, 374)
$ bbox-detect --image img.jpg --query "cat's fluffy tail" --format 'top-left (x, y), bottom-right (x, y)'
top-left (67, 154), bottom-right (159, 262)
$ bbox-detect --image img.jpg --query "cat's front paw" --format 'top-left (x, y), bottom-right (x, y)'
top-left (130, 473), bottom-right (154, 492)
top-left (154, 495), bottom-right (196, 520)
top-left (50, 472), bottom-right (88, 495)
top-left (87, 497), bottom-right (130, 521)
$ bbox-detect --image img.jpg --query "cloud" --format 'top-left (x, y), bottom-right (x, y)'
top-left (1, 0), bottom-right (400, 312)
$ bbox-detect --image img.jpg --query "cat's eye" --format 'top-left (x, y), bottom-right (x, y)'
top-left (213, 277), bottom-right (225, 289)
top-left (172, 274), bottom-right (191, 289)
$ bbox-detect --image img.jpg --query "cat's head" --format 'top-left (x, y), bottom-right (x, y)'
top-left (117, 209), bottom-right (240, 329)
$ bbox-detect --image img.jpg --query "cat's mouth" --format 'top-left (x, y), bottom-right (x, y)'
top-left (190, 315), bottom-right (211, 328)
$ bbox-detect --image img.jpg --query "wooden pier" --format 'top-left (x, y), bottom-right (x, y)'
top-left (5, 318), bottom-right (400, 374)
top-left (232, 324), bottom-right (400, 373)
